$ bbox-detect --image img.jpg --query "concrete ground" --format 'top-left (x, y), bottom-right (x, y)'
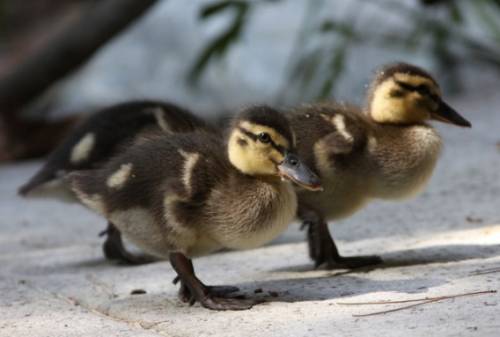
top-left (1, 89), bottom-right (500, 337)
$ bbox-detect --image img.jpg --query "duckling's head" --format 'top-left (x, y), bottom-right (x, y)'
top-left (228, 106), bottom-right (322, 191)
top-left (367, 63), bottom-right (471, 127)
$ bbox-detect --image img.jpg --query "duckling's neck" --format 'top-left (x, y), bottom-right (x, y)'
top-left (368, 122), bottom-right (442, 200)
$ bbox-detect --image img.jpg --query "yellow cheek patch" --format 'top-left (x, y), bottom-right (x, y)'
top-left (239, 121), bottom-right (290, 150)
top-left (228, 129), bottom-right (281, 176)
top-left (371, 79), bottom-right (432, 124)
top-left (370, 80), bottom-right (402, 123)
top-left (268, 149), bottom-right (284, 165)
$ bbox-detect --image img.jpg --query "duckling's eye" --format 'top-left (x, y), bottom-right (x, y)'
top-left (288, 156), bottom-right (298, 166)
top-left (416, 84), bottom-right (430, 96)
top-left (258, 132), bottom-right (271, 143)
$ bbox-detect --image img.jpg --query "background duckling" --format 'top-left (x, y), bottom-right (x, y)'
top-left (290, 62), bottom-right (471, 269)
top-left (66, 105), bottom-right (321, 310)
top-left (19, 100), bottom-right (207, 264)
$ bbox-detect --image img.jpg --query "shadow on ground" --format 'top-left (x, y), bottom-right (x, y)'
top-left (272, 243), bottom-right (500, 273)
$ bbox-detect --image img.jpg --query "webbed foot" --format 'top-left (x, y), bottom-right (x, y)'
top-left (169, 252), bottom-right (260, 310)
top-left (197, 293), bottom-right (256, 310)
top-left (174, 276), bottom-right (241, 303)
top-left (302, 219), bottom-right (383, 269)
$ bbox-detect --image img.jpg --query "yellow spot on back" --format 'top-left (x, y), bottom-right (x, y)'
top-left (151, 108), bottom-right (171, 133)
top-left (107, 163), bottom-right (133, 189)
top-left (178, 150), bottom-right (200, 195)
top-left (314, 138), bottom-right (333, 175)
top-left (332, 114), bottom-right (353, 142)
top-left (367, 136), bottom-right (378, 153)
top-left (70, 133), bottom-right (95, 164)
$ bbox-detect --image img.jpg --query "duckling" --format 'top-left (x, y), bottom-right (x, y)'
top-left (66, 106), bottom-right (322, 310)
top-left (19, 100), bottom-right (207, 264)
top-left (289, 63), bottom-right (471, 268)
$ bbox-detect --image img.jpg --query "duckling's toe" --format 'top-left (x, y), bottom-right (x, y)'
top-left (178, 284), bottom-right (242, 304)
top-left (177, 282), bottom-right (256, 310)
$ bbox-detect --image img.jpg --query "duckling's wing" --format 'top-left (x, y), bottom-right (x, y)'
top-left (316, 112), bottom-right (368, 155)
top-left (290, 104), bottom-right (370, 172)
top-left (67, 131), bottom-right (225, 217)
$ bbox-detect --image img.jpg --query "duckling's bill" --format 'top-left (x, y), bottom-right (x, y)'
top-left (432, 99), bottom-right (471, 127)
top-left (278, 152), bottom-right (323, 191)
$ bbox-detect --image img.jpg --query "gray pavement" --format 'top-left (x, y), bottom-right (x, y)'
top-left (1, 88), bottom-right (499, 336)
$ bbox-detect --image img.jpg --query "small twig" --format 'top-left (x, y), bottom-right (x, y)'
top-left (337, 290), bottom-right (496, 317)
top-left (353, 298), bottom-right (443, 317)
top-left (338, 297), bottom-right (439, 305)
top-left (0, 0), bottom-right (159, 114)
top-left (337, 290), bottom-right (496, 306)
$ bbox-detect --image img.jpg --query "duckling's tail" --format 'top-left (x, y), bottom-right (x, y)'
top-left (18, 168), bottom-right (77, 203)
top-left (18, 167), bottom-right (56, 196)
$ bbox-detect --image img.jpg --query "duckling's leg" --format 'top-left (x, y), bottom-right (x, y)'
top-left (101, 222), bottom-right (158, 265)
top-left (169, 252), bottom-right (256, 310)
top-left (299, 206), bottom-right (382, 269)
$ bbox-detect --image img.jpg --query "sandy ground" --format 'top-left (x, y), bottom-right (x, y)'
top-left (1, 88), bottom-right (499, 337)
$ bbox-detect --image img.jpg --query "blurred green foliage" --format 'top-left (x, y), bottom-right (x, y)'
top-left (188, 0), bottom-right (249, 83)
top-left (190, 0), bottom-right (500, 100)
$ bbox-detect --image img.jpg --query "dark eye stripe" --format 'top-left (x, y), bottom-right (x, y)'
top-left (396, 80), bottom-right (419, 92)
top-left (395, 80), bottom-right (441, 102)
top-left (238, 127), bottom-right (257, 141)
top-left (238, 127), bottom-right (286, 155)
top-left (395, 80), bottom-right (432, 96)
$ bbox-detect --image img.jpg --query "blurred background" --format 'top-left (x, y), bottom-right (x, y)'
top-left (0, 0), bottom-right (499, 162)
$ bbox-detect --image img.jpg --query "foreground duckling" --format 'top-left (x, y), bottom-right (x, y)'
top-left (19, 100), bottom-right (207, 264)
top-left (289, 63), bottom-right (471, 268)
top-left (67, 106), bottom-right (322, 310)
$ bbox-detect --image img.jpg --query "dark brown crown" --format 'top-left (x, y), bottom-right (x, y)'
top-left (234, 105), bottom-right (294, 146)
top-left (373, 62), bottom-right (438, 86)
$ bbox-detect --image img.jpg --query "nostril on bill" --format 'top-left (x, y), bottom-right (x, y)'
top-left (287, 154), bottom-right (299, 166)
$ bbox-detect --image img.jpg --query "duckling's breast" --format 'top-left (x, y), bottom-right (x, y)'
top-left (205, 181), bottom-right (298, 251)
top-left (370, 124), bottom-right (442, 200)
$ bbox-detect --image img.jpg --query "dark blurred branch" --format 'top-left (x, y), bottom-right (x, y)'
top-left (0, 0), bottom-right (158, 162)
top-left (356, 0), bottom-right (500, 69)
top-left (0, 115), bottom-right (81, 162)
top-left (0, 0), bottom-right (158, 116)
top-left (419, 0), bottom-right (454, 5)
